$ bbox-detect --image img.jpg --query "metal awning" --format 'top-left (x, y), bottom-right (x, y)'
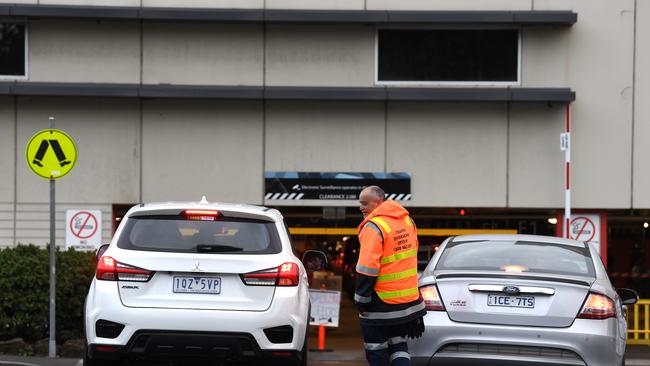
top-left (0, 82), bottom-right (576, 103)
top-left (0, 5), bottom-right (577, 26)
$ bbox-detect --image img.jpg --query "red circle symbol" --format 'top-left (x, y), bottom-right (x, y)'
top-left (570, 216), bottom-right (596, 242)
top-left (69, 211), bottom-right (98, 239)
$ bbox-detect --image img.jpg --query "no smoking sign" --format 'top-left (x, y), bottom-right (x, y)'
top-left (567, 214), bottom-right (602, 254)
top-left (570, 216), bottom-right (596, 242)
top-left (65, 209), bottom-right (102, 251)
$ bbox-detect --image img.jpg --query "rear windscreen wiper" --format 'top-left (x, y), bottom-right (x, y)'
top-left (196, 244), bottom-right (243, 253)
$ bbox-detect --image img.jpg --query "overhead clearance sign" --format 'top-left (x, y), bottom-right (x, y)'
top-left (265, 172), bottom-right (411, 203)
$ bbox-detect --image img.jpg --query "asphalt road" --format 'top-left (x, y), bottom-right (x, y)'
top-left (3, 296), bottom-right (649, 366)
top-left (2, 354), bottom-right (650, 366)
top-left (0, 356), bottom-right (368, 366)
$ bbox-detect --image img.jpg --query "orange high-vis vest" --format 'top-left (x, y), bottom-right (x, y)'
top-left (356, 201), bottom-right (419, 304)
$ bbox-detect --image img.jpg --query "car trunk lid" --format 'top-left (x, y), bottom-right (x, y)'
top-left (117, 252), bottom-right (285, 311)
top-left (435, 271), bottom-right (593, 327)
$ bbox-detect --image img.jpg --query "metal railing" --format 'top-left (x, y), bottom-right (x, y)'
top-left (627, 299), bottom-right (650, 345)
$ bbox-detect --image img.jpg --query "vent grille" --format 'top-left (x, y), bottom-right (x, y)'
top-left (263, 325), bottom-right (294, 344)
top-left (439, 343), bottom-right (582, 360)
top-left (95, 319), bottom-right (125, 339)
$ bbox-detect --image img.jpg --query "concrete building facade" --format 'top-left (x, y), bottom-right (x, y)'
top-left (0, 0), bottom-right (648, 273)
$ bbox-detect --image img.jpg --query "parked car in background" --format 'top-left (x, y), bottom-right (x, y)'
top-left (411, 234), bottom-right (638, 366)
top-left (84, 198), bottom-right (326, 366)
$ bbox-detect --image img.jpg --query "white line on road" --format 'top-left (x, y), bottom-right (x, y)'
top-left (0, 361), bottom-right (41, 366)
top-left (75, 359), bottom-right (83, 366)
top-left (627, 359), bottom-right (650, 366)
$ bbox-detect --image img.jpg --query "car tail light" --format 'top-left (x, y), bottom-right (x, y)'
top-left (183, 209), bottom-right (221, 221)
top-left (420, 285), bottom-right (445, 311)
top-left (96, 256), bottom-right (153, 282)
top-left (243, 262), bottom-right (299, 287)
top-left (577, 292), bottom-right (616, 319)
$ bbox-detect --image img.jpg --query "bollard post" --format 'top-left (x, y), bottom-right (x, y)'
top-left (318, 324), bottom-right (326, 351)
top-left (318, 282), bottom-right (327, 350)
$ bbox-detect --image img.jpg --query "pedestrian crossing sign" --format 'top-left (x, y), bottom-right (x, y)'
top-left (26, 129), bottom-right (77, 180)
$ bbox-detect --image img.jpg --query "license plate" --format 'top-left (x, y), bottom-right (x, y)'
top-left (173, 276), bottom-right (221, 294)
top-left (487, 294), bottom-right (535, 308)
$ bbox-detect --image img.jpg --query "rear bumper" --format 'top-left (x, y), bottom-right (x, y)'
top-left (85, 281), bottom-right (309, 353)
top-left (88, 331), bottom-right (301, 364)
top-left (409, 312), bottom-right (625, 366)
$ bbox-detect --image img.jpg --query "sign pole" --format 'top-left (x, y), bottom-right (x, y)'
top-left (48, 116), bottom-right (56, 358)
top-left (561, 104), bottom-right (572, 238)
top-left (25, 117), bottom-right (77, 358)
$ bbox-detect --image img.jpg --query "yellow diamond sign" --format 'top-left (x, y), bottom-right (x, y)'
top-left (26, 129), bottom-right (77, 180)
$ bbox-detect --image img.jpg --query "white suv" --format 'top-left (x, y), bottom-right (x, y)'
top-left (84, 199), bottom-right (325, 366)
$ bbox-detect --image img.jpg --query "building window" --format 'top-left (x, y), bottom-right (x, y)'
top-left (377, 29), bottom-right (519, 84)
top-left (0, 23), bottom-right (26, 77)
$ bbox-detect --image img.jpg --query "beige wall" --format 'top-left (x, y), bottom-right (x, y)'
top-left (386, 103), bottom-right (508, 207)
top-left (367, 0), bottom-right (533, 11)
top-left (0, 0), bottom-right (36, 4)
top-left (265, 101), bottom-right (385, 172)
top-left (267, 0), bottom-right (364, 10)
top-left (0, 98), bottom-right (14, 204)
top-left (14, 203), bottom-right (112, 247)
top-left (143, 0), bottom-right (263, 8)
top-left (39, 0), bottom-right (138, 6)
top-left (141, 100), bottom-right (263, 204)
top-left (536, 0), bottom-right (635, 208)
top-left (266, 25), bottom-right (375, 87)
top-left (2, 0), bottom-right (650, 247)
top-left (10, 98), bottom-right (135, 246)
top-left (508, 103), bottom-right (565, 208)
top-left (15, 98), bottom-right (141, 204)
top-left (634, 0), bottom-right (650, 207)
top-left (521, 27), bottom-right (570, 88)
top-left (28, 20), bottom-right (140, 84)
top-left (0, 98), bottom-right (15, 246)
top-left (143, 23), bottom-right (264, 86)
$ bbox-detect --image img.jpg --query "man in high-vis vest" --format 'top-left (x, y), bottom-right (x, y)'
top-left (355, 185), bottom-right (426, 366)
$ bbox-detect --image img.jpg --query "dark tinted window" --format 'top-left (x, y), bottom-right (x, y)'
top-left (117, 216), bottom-right (282, 254)
top-left (378, 29), bottom-right (518, 82)
top-left (0, 23), bottom-right (25, 76)
top-left (435, 240), bottom-right (595, 277)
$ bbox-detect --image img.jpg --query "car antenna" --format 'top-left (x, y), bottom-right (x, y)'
top-left (199, 196), bottom-right (209, 205)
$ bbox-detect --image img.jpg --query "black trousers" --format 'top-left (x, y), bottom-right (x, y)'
top-left (361, 323), bottom-right (411, 366)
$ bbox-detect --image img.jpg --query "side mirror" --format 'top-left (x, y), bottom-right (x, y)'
top-left (96, 244), bottom-right (109, 262)
top-left (617, 288), bottom-right (639, 305)
top-left (302, 250), bottom-right (327, 272)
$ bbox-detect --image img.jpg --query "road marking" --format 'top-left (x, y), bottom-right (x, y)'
top-left (0, 361), bottom-right (41, 366)
top-left (76, 359), bottom-right (83, 366)
top-left (627, 359), bottom-right (650, 366)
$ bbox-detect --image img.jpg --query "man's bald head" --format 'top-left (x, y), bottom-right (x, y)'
top-left (362, 186), bottom-right (385, 201)
top-left (359, 185), bottom-right (385, 217)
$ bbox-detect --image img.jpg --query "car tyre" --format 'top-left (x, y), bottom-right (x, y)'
top-left (299, 326), bottom-right (308, 366)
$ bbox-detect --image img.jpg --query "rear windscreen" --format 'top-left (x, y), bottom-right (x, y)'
top-left (435, 240), bottom-right (595, 277)
top-left (116, 216), bottom-right (282, 254)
